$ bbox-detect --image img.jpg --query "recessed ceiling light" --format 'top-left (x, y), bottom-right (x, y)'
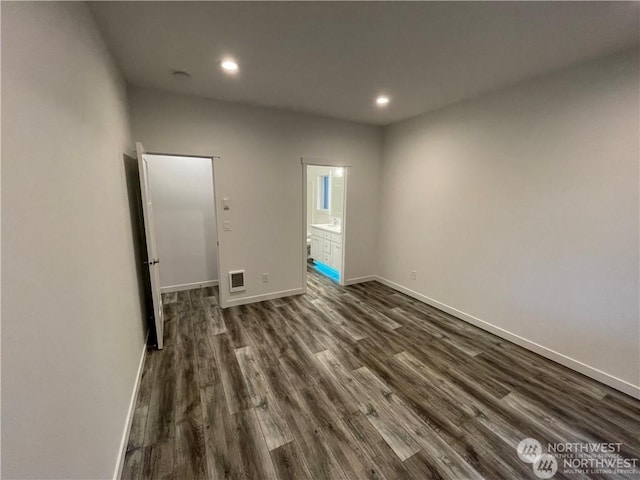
top-left (221, 58), bottom-right (239, 74)
top-left (376, 95), bottom-right (390, 106)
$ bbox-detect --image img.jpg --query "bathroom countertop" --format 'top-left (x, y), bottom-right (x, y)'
top-left (311, 223), bottom-right (342, 234)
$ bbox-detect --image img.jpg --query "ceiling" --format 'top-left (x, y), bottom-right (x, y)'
top-left (89, 1), bottom-right (639, 126)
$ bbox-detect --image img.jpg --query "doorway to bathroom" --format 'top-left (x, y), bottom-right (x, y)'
top-left (303, 162), bottom-right (348, 286)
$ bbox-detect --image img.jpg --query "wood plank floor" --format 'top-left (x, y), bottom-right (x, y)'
top-left (122, 266), bottom-right (640, 480)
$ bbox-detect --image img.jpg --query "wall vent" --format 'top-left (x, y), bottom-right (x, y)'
top-left (229, 270), bottom-right (246, 293)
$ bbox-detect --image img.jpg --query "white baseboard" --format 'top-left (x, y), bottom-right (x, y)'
top-left (374, 275), bottom-right (640, 400)
top-left (224, 287), bottom-right (305, 308)
top-left (344, 275), bottom-right (377, 286)
top-left (161, 280), bottom-right (218, 294)
top-left (113, 341), bottom-right (147, 480)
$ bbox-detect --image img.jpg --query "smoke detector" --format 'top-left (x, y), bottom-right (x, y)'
top-left (171, 70), bottom-right (191, 80)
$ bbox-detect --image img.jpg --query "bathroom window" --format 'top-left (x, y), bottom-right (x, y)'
top-left (317, 175), bottom-right (330, 211)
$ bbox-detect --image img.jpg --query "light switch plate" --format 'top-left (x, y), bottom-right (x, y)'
top-left (223, 221), bottom-right (231, 231)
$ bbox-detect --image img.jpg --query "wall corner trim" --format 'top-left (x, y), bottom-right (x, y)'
top-left (113, 341), bottom-right (148, 480)
top-left (374, 275), bottom-right (640, 400)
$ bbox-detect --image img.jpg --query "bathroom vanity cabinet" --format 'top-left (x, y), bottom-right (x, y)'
top-left (310, 225), bottom-right (342, 271)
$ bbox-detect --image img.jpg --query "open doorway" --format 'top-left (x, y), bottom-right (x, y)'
top-left (145, 154), bottom-right (219, 293)
top-left (303, 163), bottom-right (347, 286)
top-left (138, 150), bottom-right (221, 347)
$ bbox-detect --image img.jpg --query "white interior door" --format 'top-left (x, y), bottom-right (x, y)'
top-left (136, 142), bottom-right (164, 349)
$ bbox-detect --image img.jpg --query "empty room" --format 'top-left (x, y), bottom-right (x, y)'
top-left (2, 1), bottom-right (639, 479)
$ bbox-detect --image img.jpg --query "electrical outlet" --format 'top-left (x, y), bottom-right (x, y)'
top-left (411, 270), bottom-right (417, 280)
top-left (262, 273), bottom-right (269, 283)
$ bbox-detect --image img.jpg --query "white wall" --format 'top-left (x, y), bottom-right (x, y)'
top-left (2, 3), bottom-right (146, 478)
top-left (379, 49), bottom-right (640, 396)
top-left (128, 87), bottom-right (382, 306)
top-left (146, 154), bottom-right (218, 291)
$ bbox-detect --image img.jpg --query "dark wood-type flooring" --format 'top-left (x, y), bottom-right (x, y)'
top-left (122, 266), bottom-right (640, 480)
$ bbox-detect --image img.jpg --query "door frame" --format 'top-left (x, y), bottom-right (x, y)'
top-left (140, 148), bottom-right (222, 311)
top-left (301, 157), bottom-right (351, 290)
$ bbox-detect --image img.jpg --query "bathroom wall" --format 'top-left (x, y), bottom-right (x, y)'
top-left (331, 175), bottom-right (345, 220)
top-left (307, 165), bottom-right (344, 234)
top-left (146, 154), bottom-right (218, 291)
